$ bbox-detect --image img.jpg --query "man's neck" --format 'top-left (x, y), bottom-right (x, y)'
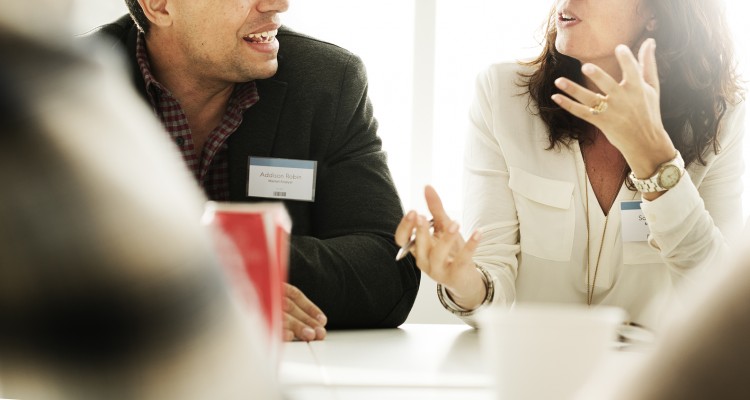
top-left (145, 36), bottom-right (234, 154)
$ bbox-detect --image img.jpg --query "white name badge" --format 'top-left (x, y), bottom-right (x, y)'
top-left (247, 157), bottom-right (317, 202)
top-left (620, 200), bottom-right (649, 242)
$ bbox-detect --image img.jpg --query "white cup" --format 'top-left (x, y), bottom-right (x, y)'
top-left (479, 303), bottom-right (626, 400)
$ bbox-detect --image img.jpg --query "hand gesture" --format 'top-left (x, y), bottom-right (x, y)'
top-left (395, 186), bottom-right (485, 309)
top-left (552, 38), bottom-right (676, 179)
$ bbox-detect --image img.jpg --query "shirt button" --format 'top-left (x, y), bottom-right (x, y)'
top-left (176, 137), bottom-right (185, 147)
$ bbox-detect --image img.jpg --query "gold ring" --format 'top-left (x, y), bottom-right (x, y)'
top-left (589, 93), bottom-right (609, 115)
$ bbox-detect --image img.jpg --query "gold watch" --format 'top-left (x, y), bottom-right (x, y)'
top-left (628, 150), bottom-right (685, 193)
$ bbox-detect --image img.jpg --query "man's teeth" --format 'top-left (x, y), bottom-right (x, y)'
top-left (245, 29), bottom-right (278, 43)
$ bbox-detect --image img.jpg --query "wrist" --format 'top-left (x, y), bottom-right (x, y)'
top-left (628, 150), bottom-right (675, 178)
top-left (438, 265), bottom-right (495, 316)
top-left (445, 268), bottom-right (487, 310)
top-left (628, 150), bottom-right (685, 196)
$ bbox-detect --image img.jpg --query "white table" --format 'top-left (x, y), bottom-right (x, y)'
top-left (279, 324), bottom-right (649, 400)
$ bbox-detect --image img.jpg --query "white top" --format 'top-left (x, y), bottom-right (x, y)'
top-left (456, 62), bottom-right (745, 329)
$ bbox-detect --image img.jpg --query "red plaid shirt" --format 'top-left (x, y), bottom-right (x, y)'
top-left (136, 34), bottom-right (259, 200)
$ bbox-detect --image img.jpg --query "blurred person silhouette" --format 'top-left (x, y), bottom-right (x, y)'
top-left (0, 0), bottom-right (73, 37)
top-left (81, 0), bottom-right (420, 342)
top-left (396, 0), bottom-right (744, 331)
top-left (615, 245), bottom-right (750, 400)
top-left (0, 15), bottom-right (281, 400)
top-left (573, 237), bottom-right (750, 400)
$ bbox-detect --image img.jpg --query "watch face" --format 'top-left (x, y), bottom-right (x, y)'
top-left (658, 165), bottom-right (681, 189)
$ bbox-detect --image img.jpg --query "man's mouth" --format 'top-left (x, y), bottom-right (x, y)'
top-left (243, 29), bottom-right (278, 44)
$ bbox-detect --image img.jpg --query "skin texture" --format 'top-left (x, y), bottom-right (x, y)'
top-left (554, 0), bottom-right (653, 77)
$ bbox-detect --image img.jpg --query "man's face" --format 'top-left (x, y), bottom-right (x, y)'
top-left (168, 0), bottom-right (290, 83)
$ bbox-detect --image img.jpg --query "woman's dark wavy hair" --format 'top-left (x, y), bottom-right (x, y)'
top-left (520, 0), bottom-right (742, 167)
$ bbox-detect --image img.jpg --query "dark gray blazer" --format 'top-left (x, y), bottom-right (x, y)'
top-left (84, 16), bottom-right (420, 329)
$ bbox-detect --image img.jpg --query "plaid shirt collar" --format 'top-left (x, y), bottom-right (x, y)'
top-left (134, 33), bottom-right (259, 200)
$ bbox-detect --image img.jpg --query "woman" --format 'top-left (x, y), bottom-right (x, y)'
top-left (396, 0), bottom-right (744, 329)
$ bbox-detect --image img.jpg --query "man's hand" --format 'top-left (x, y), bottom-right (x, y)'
top-left (283, 283), bottom-right (327, 341)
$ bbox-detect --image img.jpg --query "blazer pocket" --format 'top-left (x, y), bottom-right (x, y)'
top-left (623, 241), bottom-right (663, 265)
top-left (509, 167), bottom-right (575, 262)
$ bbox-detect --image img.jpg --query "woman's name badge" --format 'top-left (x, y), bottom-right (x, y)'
top-left (248, 157), bottom-right (317, 202)
top-left (620, 200), bottom-right (649, 242)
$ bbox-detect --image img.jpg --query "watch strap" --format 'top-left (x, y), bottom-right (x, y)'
top-left (628, 150), bottom-right (684, 193)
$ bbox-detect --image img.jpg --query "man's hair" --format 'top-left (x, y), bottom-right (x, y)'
top-left (124, 0), bottom-right (150, 34)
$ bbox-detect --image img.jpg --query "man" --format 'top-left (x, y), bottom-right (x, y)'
top-left (84, 0), bottom-right (419, 341)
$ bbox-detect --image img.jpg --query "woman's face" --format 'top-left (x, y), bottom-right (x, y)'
top-left (554, 0), bottom-right (654, 71)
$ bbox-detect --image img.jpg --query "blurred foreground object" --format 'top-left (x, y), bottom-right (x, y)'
top-left (479, 304), bottom-right (625, 400)
top-left (203, 201), bottom-right (291, 362)
top-left (0, 19), bottom-right (280, 400)
top-left (609, 247), bottom-right (750, 400)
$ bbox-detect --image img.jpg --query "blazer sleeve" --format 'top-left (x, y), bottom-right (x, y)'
top-left (287, 54), bottom-right (420, 329)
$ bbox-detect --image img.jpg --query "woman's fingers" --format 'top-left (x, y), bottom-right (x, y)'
top-left (553, 64), bottom-right (618, 124)
top-left (395, 210), bottom-right (418, 247)
top-left (553, 77), bottom-right (611, 118)
top-left (552, 41), bottom-right (659, 128)
top-left (455, 230), bottom-right (481, 268)
top-left (413, 215), bottom-right (434, 271)
top-left (579, 62), bottom-right (620, 94)
top-left (551, 93), bottom-right (595, 123)
top-left (554, 78), bottom-right (600, 107)
top-left (429, 221), bottom-right (461, 269)
top-left (425, 185), bottom-right (452, 232)
top-left (552, 40), bottom-right (671, 174)
top-left (398, 186), bottom-right (479, 289)
top-left (638, 39), bottom-right (659, 93)
top-left (614, 44), bottom-right (645, 90)
top-left (619, 38), bottom-right (660, 94)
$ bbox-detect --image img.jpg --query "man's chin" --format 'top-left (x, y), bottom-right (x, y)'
top-left (243, 64), bottom-right (278, 81)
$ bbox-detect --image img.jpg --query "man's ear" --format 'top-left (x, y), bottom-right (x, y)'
top-left (646, 17), bottom-right (657, 32)
top-left (138, 0), bottom-right (172, 28)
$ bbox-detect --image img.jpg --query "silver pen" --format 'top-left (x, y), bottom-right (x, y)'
top-left (395, 219), bottom-right (434, 261)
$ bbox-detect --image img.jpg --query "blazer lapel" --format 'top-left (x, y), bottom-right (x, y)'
top-left (243, 79), bottom-right (287, 156)
top-left (228, 78), bottom-right (288, 200)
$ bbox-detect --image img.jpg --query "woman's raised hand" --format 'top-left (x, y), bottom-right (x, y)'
top-left (551, 38), bottom-right (676, 180)
top-left (395, 186), bottom-right (486, 309)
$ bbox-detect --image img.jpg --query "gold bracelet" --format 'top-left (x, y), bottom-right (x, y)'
top-left (437, 264), bottom-right (495, 317)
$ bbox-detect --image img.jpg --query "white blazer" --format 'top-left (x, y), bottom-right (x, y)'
top-left (457, 62), bottom-right (745, 329)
